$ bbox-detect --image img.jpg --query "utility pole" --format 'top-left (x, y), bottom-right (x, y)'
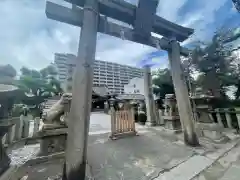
top-left (64, 0), bottom-right (98, 179)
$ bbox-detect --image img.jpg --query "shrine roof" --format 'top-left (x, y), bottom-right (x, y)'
top-left (116, 94), bottom-right (145, 100)
top-left (92, 85), bottom-right (109, 97)
top-left (0, 84), bottom-right (18, 92)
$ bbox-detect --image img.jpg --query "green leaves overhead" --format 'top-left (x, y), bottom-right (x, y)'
top-left (152, 68), bottom-right (174, 98)
top-left (190, 27), bottom-right (240, 98)
top-left (15, 65), bottom-right (63, 107)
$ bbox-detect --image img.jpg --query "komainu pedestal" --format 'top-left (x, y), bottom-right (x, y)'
top-left (38, 93), bottom-right (71, 156)
top-left (38, 126), bottom-right (67, 156)
top-left (162, 94), bottom-right (181, 131)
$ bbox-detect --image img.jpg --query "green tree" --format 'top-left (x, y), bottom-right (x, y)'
top-left (0, 64), bottom-right (17, 78)
top-left (16, 65), bottom-right (62, 116)
top-left (232, 0), bottom-right (240, 13)
top-left (232, 64), bottom-right (240, 99)
top-left (0, 64), bottom-right (17, 84)
top-left (40, 64), bottom-right (58, 78)
top-left (152, 68), bottom-right (174, 98)
top-left (190, 28), bottom-right (239, 98)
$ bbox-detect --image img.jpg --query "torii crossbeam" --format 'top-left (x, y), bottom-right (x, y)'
top-left (46, 1), bottom-right (190, 56)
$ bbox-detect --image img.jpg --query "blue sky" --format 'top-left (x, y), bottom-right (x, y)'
top-left (0, 0), bottom-right (239, 71)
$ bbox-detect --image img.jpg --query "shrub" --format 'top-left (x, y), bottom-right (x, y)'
top-left (138, 111), bottom-right (147, 125)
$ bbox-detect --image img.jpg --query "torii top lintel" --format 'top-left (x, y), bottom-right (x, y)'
top-left (64, 0), bottom-right (194, 42)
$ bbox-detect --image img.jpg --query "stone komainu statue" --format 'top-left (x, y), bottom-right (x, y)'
top-left (42, 93), bottom-right (72, 127)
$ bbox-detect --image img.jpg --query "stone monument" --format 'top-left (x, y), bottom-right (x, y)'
top-left (38, 93), bottom-right (72, 156)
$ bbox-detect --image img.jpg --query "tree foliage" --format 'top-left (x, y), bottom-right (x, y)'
top-left (190, 28), bottom-right (239, 98)
top-left (152, 27), bottom-right (240, 100)
top-left (0, 64), bottom-right (17, 85)
top-left (152, 68), bottom-right (174, 98)
top-left (232, 0), bottom-right (240, 13)
top-left (14, 65), bottom-right (62, 116)
top-left (18, 65), bottom-right (62, 99)
top-left (0, 64), bottom-right (17, 78)
top-left (0, 64), bottom-right (62, 116)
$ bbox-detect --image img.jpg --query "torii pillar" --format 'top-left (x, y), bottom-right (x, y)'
top-left (143, 65), bottom-right (157, 126)
top-left (64, 0), bottom-right (98, 179)
top-left (168, 39), bottom-right (199, 146)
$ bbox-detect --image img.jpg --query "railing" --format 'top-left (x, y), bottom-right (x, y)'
top-left (109, 109), bottom-right (137, 139)
top-left (1, 115), bottom-right (41, 147)
top-left (157, 107), bottom-right (240, 131)
top-left (207, 108), bottom-right (240, 130)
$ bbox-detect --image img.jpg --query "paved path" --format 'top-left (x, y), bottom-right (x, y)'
top-left (89, 112), bottom-right (111, 134)
top-left (86, 132), bottom-right (195, 180)
top-left (13, 132), bottom-right (195, 180)
top-left (193, 141), bottom-right (240, 180)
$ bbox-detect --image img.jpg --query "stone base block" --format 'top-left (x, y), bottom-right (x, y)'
top-left (164, 119), bottom-right (181, 131)
top-left (38, 128), bottom-right (67, 156)
top-left (109, 131), bottom-right (138, 140)
top-left (196, 123), bottom-right (230, 143)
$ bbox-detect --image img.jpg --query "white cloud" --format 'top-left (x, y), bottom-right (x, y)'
top-left (0, 0), bottom-right (233, 72)
top-left (157, 0), bottom-right (188, 22)
top-left (181, 0), bottom-right (229, 41)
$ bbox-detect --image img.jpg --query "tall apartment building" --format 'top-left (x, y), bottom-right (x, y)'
top-left (54, 53), bottom-right (144, 94)
top-left (54, 53), bottom-right (76, 84)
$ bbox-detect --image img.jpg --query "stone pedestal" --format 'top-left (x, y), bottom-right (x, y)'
top-left (38, 125), bottom-right (67, 156)
top-left (162, 94), bottom-right (181, 131)
top-left (0, 125), bottom-right (11, 176)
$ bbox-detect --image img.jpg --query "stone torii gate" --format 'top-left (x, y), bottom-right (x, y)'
top-left (45, 0), bottom-right (199, 179)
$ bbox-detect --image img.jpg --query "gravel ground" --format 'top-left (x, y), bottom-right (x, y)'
top-left (8, 143), bottom-right (40, 166)
top-left (7, 120), bottom-right (40, 166)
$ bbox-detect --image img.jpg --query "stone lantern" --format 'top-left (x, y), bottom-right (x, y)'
top-left (191, 87), bottom-right (216, 123)
top-left (109, 97), bottom-right (116, 110)
top-left (0, 84), bottom-right (20, 176)
top-left (162, 94), bottom-right (181, 131)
